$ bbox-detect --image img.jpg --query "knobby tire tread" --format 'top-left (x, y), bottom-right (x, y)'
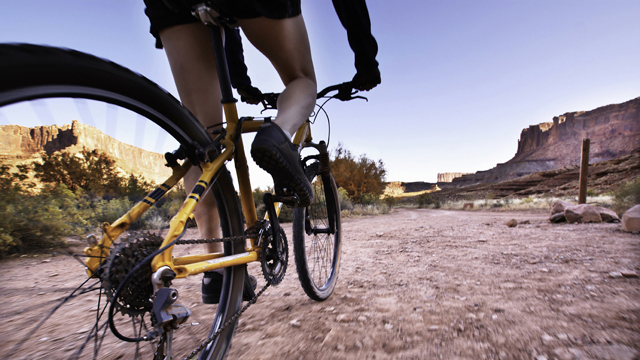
top-left (0, 43), bottom-right (211, 159)
top-left (293, 172), bottom-right (342, 301)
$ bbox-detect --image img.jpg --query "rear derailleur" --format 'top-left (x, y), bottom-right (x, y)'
top-left (145, 267), bottom-right (192, 341)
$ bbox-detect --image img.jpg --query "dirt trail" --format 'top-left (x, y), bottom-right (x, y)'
top-left (1, 208), bottom-right (639, 359)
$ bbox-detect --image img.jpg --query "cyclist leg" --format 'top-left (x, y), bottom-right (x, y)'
top-left (159, 23), bottom-right (222, 252)
top-left (159, 22), bottom-right (257, 304)
top-left (240, 15), bottom-right (316, 206)
top-left (238, 15), bottom-right (317, 136)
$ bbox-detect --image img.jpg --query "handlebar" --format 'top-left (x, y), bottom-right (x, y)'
top-left (259, 81), bottom-right (367, 110)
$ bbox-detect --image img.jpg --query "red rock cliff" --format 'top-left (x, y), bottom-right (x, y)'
top-left (514, 97), bottom-right (640, 165)
top-left (450, 97), bottom-right (640, 187)
top-left (0, 120), bottom-right (172, 184)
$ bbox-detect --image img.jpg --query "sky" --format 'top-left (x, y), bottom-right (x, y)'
top-left (1, 0), bottom-right (639, 189)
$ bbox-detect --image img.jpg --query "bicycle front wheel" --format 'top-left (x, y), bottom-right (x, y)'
top-left (293, 163), bottom-right (342, 301)
top-left (0, 43), bottom-right (244, 360)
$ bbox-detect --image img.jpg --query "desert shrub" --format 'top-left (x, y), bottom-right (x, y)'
top-left (151, 183), bottom-right (189, 227)
top-left (0, 233), bottom-right (17, 257)
top-left (91, 183), bottom-right (189, 230)
top-left (340, 190), bottom-right (390, 217)
top-left (122, 173), bottom-right (156, 202)
top-left (382, 196), bottom-right (398, 207)
top-left (612, 178), bottom-right (640, 214)
top-left (359, 193), bottom-right (381, 206)
top-left (347, 203), bottom-right (390, 216)
top-left (0, 184), bottom-right (90, 256)
top-left (145, 212), bottom-right (169, 230)
top-left (416, 193), bottom-right (434, 208)
top-left (0, 162), bottom-right (95, 256)
top-left (0, 159), bottom-right (190, 256)
top-left (521, 197), bottom-right (534, 204)
top-left (330, 144), bottom-right (386, 203)
top-left (251, 187), bottom-right (293, 223)
top-left (93, 197), bottom-right (133, 225)
top-left (278, 206), bottom-right (294, 223)
top-left (586, 189), bottom-right (598, 197)
top-left (337, 187), bottom-right (353, 211)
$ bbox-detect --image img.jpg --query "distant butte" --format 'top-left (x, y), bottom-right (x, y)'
top-left (448, 97), bottom-right (640, 187)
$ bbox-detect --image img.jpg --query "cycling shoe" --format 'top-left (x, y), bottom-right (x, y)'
top-left (202, 269), bottom-right (258, 304)
top-left (250, 120), bottom-right (313, 207)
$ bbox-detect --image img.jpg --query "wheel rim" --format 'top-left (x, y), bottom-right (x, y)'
top-left (1, 89), bottom-right (242, 359)
top-left (305, 177), bottom-right (340, 291)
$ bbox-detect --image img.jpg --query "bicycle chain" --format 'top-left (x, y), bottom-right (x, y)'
top-left (174, 219), bottom-right (266, 245)
top-left (175, 234), bottom-right (248, 245)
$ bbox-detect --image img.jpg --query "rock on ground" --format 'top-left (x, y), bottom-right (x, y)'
top-left (550, 200), bottom-right (574, 215)
top-left (595, 206), bottom-right (620, 223)
top-left (564, 204), bottom-right (602, 224)
top-left (622, 204), bottom-right (640, 232)
top-left (549, 212), bottom-right (566, 223)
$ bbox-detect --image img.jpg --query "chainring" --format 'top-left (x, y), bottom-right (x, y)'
top-left (101, 232), bottom-right (163, 316)
top-left (260, 226), bottom-right (288, 285)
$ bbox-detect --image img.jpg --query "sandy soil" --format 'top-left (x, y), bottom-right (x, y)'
top-left (1, 208), bottom-right (639, 360)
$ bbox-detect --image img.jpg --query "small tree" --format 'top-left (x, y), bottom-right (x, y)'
top-left (122, 173), bottom-right (156, 201)
top-left (33, 148), bottom-right (154, 199)
top-left (34, 148), bottom-right (123, 196)
top-left (330, 144), bottom-right (386, 203)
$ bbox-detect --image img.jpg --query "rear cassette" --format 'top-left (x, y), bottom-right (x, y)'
top-left (101, 232), bottom-right (163, 316)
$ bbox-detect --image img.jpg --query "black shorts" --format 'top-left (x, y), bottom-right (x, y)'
top-left (144, 0), bottom-right (302, 49)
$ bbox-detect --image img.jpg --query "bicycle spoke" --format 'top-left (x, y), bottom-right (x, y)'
top-left (305, 179), bottom-right (336, 289)
top-left (6, 276), bottom-right (99, 358)
top-left (133, 316), bottom-right (141, 359)
top-left (71, 287), bottom-right (110, 360)
top-left (0, 43), bottom-right (274, 358)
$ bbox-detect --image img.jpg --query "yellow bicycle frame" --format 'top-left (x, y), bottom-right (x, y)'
top-left (84, 101), bottom-right (313, 280)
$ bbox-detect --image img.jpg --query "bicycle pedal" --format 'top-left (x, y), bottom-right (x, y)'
top-left (272, 194), bottom-right (300, 207)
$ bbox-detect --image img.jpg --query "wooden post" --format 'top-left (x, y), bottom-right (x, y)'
top-left (578, 138), bottom-right (590, 204)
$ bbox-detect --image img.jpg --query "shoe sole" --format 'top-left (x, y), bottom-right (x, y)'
top-left (203, 273), bottom-right (258, 304)
top-left (251, 146), bottom-right (312, 208)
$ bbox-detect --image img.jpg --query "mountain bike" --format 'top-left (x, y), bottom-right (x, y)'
top-left (0, 6), bottom-right (366, 360)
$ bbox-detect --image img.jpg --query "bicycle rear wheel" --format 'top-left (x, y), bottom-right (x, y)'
top-left (293, 161), bottom-right (342, 301)
top-left (0, 43), bottom-right (244, 360)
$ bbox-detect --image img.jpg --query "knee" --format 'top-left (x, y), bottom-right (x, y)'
top-left (281, 69), bottom-right (316, 87)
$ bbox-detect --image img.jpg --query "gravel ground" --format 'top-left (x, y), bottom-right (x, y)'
top-left (1, 208), bottom-right (639, 360)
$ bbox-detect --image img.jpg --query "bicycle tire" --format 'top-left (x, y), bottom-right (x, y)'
top-left (293, 164), bottom-right (342, 301)
top-left (0, 43), bottom-right (244, 360)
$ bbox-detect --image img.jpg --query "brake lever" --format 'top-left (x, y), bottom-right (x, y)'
top-left (333, 83), bottom-right (368, 102)
top-left (335, 85), bottom-right (354, 101)
top-left (335, 89), bottom-right (368, 102)
top-left (260, 92), bottom-right (280, 112)
top-left (260, 100), bottom-right (277, 112)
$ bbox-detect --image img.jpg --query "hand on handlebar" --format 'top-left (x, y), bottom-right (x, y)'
top-left (237, 84), bottom-right (264, 105)
top-left (316, 81), bottom-right (367, 101)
